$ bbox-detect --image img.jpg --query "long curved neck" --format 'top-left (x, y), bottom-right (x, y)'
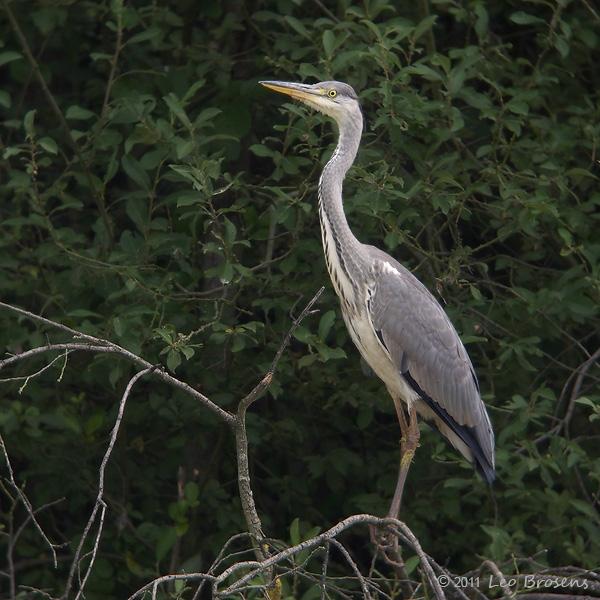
top-left (318, 115), bottom-right (363, 247)
top-left (318, 112), bottom-right (364, 304)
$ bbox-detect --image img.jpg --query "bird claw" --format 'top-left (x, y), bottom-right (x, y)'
top-left (369, 523), bottom-right (399, 553)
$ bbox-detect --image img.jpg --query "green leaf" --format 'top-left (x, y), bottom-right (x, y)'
top-left (184, 482), bottom-right (199, 502)
top-left (128, 27), bottom-right (161, 44)
top-left (570, 499), bottom-right (598, 520)
top-left (113, 317), bottom-right (124, 337)
top-left (163, 93), bottom-right (193, 129)
top-left (318, 310), bottom-right (336, 340)
top-left (0, 51), bottom-right (23, 67)
top-left (289, 517), bottom-right (300, 546)
top-left (183, 79), bottom-right (206, 103)
top-left (90, 52), bottom-right (113, 62)
top-left (166, 349), bottom-right (181, 372)
top-left (405, 63), bottom-right (442, 81)
top-left (181, 346), bottom-right (195, 360)
top-left (65, 105), bottom-right (96, 120)
top-left (575, 396), bottom-right (597, 409)
top-left (404, 555), bottom-right (421, 575)
top-left (249, 144), bottom-right (274, 158)
top-left (510, 12), bottom-right (544, 25)
top-left (122, 154), bottom-right (151, 190)
top-left (555, 37), bottom-right (569, 58)
top-left (195, 107), bottom-right (221, 126)
top-left (84, 412), bottom-right (105, 436)
top-left (0, 90), bottom-right (10, 108)
top-left (474, 3), bottom-right (489, 39)
top-left (223, 217), bottom-right (237, 246)
top-left (155, 527), bottom-right (178, 562)
top-left (413, 15), bottom-right (437, 40)
top-left (507, 99), bottom-right (529, 115)
top-left (39, 136), bottom-right (58, 155)
top-left (323, 30), bottom-right (335, 57)
top-left (125, 196), bottom-right (148, 232)
top-left (24, 110), bottom-right (36, 138)
top-left (285, 16), bottom-right (310, 39)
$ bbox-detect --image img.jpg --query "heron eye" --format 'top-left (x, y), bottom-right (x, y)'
top-left (327, 89), bottom-right (337, 98)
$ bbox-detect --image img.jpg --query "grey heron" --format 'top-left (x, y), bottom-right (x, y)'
top-left (260, 79), bottom-right (495, 518)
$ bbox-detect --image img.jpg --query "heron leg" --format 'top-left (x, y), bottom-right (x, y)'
top-left (388, 400), bottom-right (420, 519)
top-left (368, 399), bottom-right (418, 597)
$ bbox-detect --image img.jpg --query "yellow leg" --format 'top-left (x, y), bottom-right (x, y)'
top-left (388, 401), bottom-right (420, 519)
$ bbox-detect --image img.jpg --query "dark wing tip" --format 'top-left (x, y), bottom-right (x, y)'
top-left (474, 457), bottom-right (496, 486)
top-left (403, 370), bottom-right (495, 484)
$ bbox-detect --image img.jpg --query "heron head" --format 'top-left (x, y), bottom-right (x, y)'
top-left (260, 79), bottom-right (361, 127)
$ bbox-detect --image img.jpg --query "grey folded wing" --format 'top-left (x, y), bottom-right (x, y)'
top-left (365, 247), bottom-right (495, 479)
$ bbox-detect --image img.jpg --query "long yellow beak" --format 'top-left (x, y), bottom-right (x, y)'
top-left (260, 80), bottom-right (323, 102)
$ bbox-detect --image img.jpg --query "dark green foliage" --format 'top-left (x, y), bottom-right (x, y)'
top-left (1, 0), bottom-right (598, 597)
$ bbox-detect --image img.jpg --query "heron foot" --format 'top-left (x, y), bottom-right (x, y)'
top-left (369, 522), bottom-right (399, 554)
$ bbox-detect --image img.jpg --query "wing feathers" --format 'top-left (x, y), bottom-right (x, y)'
top-left (366, 247), bottom-right (495, 478)
top-left (403, 370), bottom-right (495, 484)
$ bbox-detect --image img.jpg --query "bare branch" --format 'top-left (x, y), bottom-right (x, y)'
top-left (0, 301), bottom-right (102, 343)
top-left (100, 0), bottom-right (124, 119)
top-left (238, 286), bottom-right (324, 413)
top-left (329, 538), bottom-right (372, 599)
top-left (64, 367), bottom-right (153, 600)
top-left (0, 302), bottom-right (235, 426)
top-left (320, 541), bottom-right (330, 600)
top-left (191, 533), bottom-right (255, 600)
top-left (0, 435), bottom-right (60, 568)
top-left (132, 515), bottom-right (421, 600)
top-left (562, 346), bottom-right (600, 437)
top-left (518, 345), bottom-right (600, 456)
top-left (216, 514), bottom-right (441, 598)
top-left (0, 349), bottom-right (70, 393)
top-left (481, 560), bottom-right (514, 600)
top-left (128, 573), bottom-right (218, 600)
top-left (234, 287), bottom-right (324, 565)
top-left (389, 521), bottom-right (445, 600)
top-left (0, 344), bottom-right (111, 371)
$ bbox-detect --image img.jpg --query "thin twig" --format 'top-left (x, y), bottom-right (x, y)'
top-left (427, 555), bottom-right (472, 600)
top-left (581, 0), bottom-right (600, 21)
top-left (129, 573), bottom-right (218, 600)
top-left (395, 525), bottom-right (445, 600)
top-left (0, 301), bottom-right (103, 343)
top-left (312, 0), bottom-right (340, 22)
top-left (0, 302), bottom-right (235, 425)
top-left (17, 585), bottom-right (54, 599)
top-left (0, 345), bottom-right (104, 372)
top-left (482, 560), bottom-right (514, 599)
top-left (235, 287), bottom-right (324, 563)
top-left (0, 434), bottom-right (60, 568)
top-left (320, 542), bottom-right (330, 600)
top-left (216, 515), bottom-right (441, 598)
top-left (100, 0), bottom-right (124, 118)
top-left (191, 533), bottom-right (255, 600)
top-left (132, 515), bottom-right (423, 599)
top-left (239, 286), bottom-right (325, 413)
top-left (519, 346), bottom-right (600, 454)
top-left (64, 367), bottom-right (154, 600)
top-left (329, 539), bottom-right (371, 599)
top-left (0, 349), bottom-right (70, 393)
top-left (563, 346), bottom-right (600, 437)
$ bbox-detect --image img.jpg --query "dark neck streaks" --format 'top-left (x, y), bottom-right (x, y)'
top-left (317, 111), bottom-right (364, 302)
